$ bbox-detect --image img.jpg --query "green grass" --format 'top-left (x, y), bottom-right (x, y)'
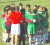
top-left (0, 0), bottom-right (50, 45)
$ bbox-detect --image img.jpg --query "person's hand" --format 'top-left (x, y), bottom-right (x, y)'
top-left (5, 19), bottom-right (8, 22)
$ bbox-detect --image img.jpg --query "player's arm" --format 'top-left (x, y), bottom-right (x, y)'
top-left (25, 18), bottom-right (32, 22)
top-left (19, 13), bottom-right (23, 22)
top-left (28, 13), bottom-right (36, 16)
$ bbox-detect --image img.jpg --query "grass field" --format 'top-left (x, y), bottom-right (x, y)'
top-left (0, 0), bottom-right (50, 45)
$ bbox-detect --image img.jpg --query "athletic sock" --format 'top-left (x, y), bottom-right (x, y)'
top-left (29, 36), bottom-right (32, 45)
top-left (2, 33), bottom-right (7, 42)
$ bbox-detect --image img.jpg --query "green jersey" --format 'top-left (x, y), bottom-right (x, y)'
top-left (37, 11), bottom-right (48, 28)
top-left (25, 10), bottom-right (36, 34)
top-left (43, 12), bottom-right (49, 28)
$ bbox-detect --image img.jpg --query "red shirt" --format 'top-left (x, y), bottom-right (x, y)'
top-left (2, 13), bottom-right (11, 26)
top-left (9, 11), bottom-right (23, 24)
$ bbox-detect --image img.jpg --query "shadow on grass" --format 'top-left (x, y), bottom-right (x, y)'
top-left (0, 1), bottom-right (18, 3)
top-left (8, 1), bottom-right (18, 2)
top-left (0, 0), bottom-right (27, 3)
top-left (0, 2), bottom-right (5, 3)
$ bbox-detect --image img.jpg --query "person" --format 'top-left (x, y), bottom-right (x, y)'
top-left (1, 7), bottom-right (7, 42)
top-left (19, 3), bottom-right (23, 11)
top-left (8, 6), bottom-right (23, 45)
top-left (33, 5), bottom-right (38, 13)
top-left (4, 5), bottom-right (11, 44)
top-left (18, 3), bottom-right (26, 45)
top-left (36, 6), bottom-right (46, 45)
top-left (25, 4), bottom-right (37, 45)
top-left (11, 3), bottom-right (15, 7)
top-left (42, 7), bottom-right (49, 43)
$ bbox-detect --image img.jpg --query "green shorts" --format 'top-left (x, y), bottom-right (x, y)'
top-left (1, 18), bottom-right (6, 30)
top-left (27, 23), bottom-right (35, 34)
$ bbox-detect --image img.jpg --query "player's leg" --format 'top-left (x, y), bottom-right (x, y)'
top-left (11, 24), bottom-right (15, 45)
top-left (43, 28), bottom-right (48, 43)
top-left (27, 24), bottom-right (34, 45)
top-left (11, 35), bottom-right (15, 45)
top-left (2, 30), bottom-right (7, 42)
top-left (42, 27), bottom-right (47, 44)
top-left (22, 34), bottom-right (25, 45)
top-left (18, 34), bottom-right (21, 45)
top-left (27, 25), bottom-right (31, 45)
top-left (15, 35), bottom-right (19, 45)
top-left (31, 25), bottom-right (36, 45)
top-left (19, 23), bottom-right (24, 45)
top-left (5, 24), bottom-right (11, 44)
top-left (35, 29), bottom-right (43, 45)
top-left (15, 24), bottom-right (20, 45)
top-left (2, 25), bottom-right (7, 42)
top-left (22, 24), bottom-right (25, 45)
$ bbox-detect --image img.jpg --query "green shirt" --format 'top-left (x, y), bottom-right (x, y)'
top-left (37, 11), bottom-right (48, 28)
top-left (25, 10), bottom-right (36, 28)
top-left (1, 18), bottom-right (6, 30)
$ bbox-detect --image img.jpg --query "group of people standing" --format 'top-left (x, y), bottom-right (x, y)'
top-left (1, 3), bottom-right (49, 45)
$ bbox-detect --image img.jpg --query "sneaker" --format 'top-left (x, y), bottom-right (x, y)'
top-left (6, 42), bottom-right (10, 44)
top-left (6, 39), bottom-right (10, 44)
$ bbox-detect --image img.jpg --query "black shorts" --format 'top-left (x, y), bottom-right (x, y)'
top-left (5, 24), bottom-right (11, 33)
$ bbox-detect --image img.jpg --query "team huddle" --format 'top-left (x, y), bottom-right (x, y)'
top-left (1, 3), bottom-right (49, 45)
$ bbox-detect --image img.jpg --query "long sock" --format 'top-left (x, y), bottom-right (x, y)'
top-left (2, 33), bottom-right (7, 42)
top-left (29, 36), bottom-right (32, 45)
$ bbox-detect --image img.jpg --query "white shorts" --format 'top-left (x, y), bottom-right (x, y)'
top-left (11, 24), bottom-right (20, 35)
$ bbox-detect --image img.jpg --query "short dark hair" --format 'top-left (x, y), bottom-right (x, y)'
top-left (43, 7), bottom-right (48, 11)
top-left (11, 7), bottom-right (15, 12)
top-left (37, 5), bottom-right (40, 9)
top-left (26, 4), bottom-right (31, 8)
top-left (11, 3), bottom-right (15, 7)
top-left (19, 3), bottom-right (23, 6)
top-left (20, 8), bottom-right (25, 15)
top-left (15, 6), bottom-right (19, 11)
top-left (34, 5), bottom-right (37, 7)
top-left (4, 5), bottom-right (11, 12)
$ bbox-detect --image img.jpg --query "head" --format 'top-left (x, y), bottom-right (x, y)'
top-left (19, 3), bottom-right (23, 10)
top-left (33, 5), bottom-right (38, 10)
top-left (43, 7), bottom-right (48, 12)
top-left (33, 5), bottom-right (38, 13)
top-left (11, 3), bottom-right (15, 7)
top-left (11, 7), bottom-right (15, 12)
top-left (38, 6), bottom-right (43, 12)
top-left (4, 5), bottom-right (11, 14)
top-left (15, 6), bottom-right (19, 12)
top-left (26, 4), bottom-right (31, 11)
top-left (37, 5), bottom-right (40, 11)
